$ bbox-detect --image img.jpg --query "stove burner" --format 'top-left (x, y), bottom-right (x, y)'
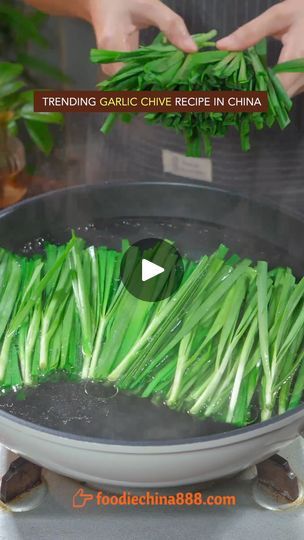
top-left (0, 457), bottom-right (42, 504)
top-left (257, 454), bottom-right (300, 502)
top-left (253, 454), bottom-right (303, 510)
top-left (1, 451), bottom-right (302, 513)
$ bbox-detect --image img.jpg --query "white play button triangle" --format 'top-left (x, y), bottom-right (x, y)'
top-left (142, 258), bottom-right (165, 282)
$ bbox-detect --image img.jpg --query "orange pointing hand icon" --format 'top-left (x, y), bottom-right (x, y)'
top-left (72, 488), bottom-right (95, 509)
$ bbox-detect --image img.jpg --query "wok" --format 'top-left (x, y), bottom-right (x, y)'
top-left (0, 181), bottom-right (303, 488)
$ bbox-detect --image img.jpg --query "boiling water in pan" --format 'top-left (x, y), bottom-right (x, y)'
top-left (0, 215), bottom-right (299, 442)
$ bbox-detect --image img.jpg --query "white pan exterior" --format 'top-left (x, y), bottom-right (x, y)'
top-left (0, 409), bottom-right (303, 487)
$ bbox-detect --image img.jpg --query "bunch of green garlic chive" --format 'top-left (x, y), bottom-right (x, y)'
top-left (90, 29), bottom-right (304, 157)
top-left (1, 235), bottom-right (304, 427)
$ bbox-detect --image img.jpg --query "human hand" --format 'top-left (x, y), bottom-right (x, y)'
top-left (217, 0), bottom-right (304, 96)
top-left (88, 0), bottom-right (197, 76)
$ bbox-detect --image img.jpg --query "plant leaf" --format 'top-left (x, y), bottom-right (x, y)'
top-left (0, 80), bottom-right (25, 99)
top-left (24, 119), bottom-right (54, 155)
top-left (0, 62), bottom-right (23, 86)
top-left (20, 104), bottom-right (63, 125)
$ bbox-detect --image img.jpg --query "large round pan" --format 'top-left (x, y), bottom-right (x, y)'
top-left (0, 182), bottom-right (303, 488)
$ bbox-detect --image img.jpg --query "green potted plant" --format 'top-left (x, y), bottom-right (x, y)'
top-left (0, 0), bottom-right (68, 85)
top-left (0, 61), bottom-right (63, 207)
top-left (0, 1), bottom-right (69, 207)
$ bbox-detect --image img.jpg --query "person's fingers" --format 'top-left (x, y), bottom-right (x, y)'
top-left (102, 31), bottom-right (140, 76)
top-left (275, 28), bottom-right (304, 96)
top-left (141, 1), bottom-right (197, 52)
top-left (277, 66), bottom-right (304, 96)
top-left (94, 20), bottom-right (137, 76)
top-left (277, 72), bottom-right (302, 96)
top-left (288, 80), bottom-right (304, 96)
top-left (217, 2), bottom-right (292, 50)
top-left (275, 44), bottom-right (297, 94)
top-left (128, 30), bottom-right (140, 51)
top-left (103, 62), bottom-right (123, 76)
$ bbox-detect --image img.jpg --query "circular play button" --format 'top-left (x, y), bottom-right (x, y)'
top-left (120, 238), bottom-right (184, 302)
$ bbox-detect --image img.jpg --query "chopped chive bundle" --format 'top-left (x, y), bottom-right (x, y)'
top-left (0, 236), bottom-right (304, 427)
top-left (90, 30), bottom-right (304, 157)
